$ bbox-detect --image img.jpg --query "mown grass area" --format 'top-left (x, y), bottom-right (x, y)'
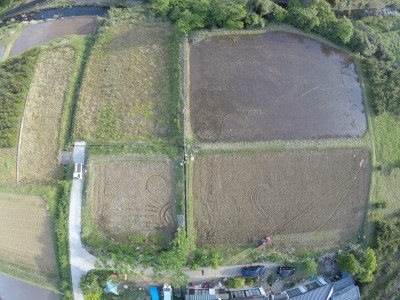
top-left (74, 19), bottom-right (181, 145)
top-left (18, 37), bottom-right (84, 183)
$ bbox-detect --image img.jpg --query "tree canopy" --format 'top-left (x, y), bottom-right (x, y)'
top-left (336, 252), bottom-right (359, 275)
top-left (357, 248), bottom-right (378, 283)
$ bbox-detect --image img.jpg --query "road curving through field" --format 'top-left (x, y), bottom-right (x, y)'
top-left (69, 141), bottom-right (96, 300)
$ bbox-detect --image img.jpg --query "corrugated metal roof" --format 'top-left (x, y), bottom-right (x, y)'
top-left (289, 284), bottom-right (333, 300)
top-left (185, 295), bottom-right (219, 300)
top-left (331, 285), bottom-right (360, 300)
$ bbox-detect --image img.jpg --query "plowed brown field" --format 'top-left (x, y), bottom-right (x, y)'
top-left (193, 148), bottom-right (369, 249)
top-left (90, 157), bottom-right (176, 244)
top-left (0, 193), bottom-right (56, 273)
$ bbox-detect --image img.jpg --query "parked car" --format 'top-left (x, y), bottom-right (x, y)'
top-left (276, 266), bottom-right (295, 277)
top-left (241, 265), bottom-right (266, 277)
top-left (162, 283), bottom-right (172, 300)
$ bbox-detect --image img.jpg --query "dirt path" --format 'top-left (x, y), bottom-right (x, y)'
top-left (69, 141), bottom-right (96, 300)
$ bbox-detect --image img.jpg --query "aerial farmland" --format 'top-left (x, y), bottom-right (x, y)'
top-left (0, 2), bottom-right (399, 298)
top-left (186, 30), bottom-right (369, 253)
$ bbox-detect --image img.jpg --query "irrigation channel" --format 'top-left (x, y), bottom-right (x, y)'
top-left (0, 6), bottom-right (108, 26)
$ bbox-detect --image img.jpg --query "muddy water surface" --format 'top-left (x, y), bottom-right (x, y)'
top-left (10, 16), bottom-right (97, 56)
top-left (0, 273), bottom-right (57, 300)
top-left (190, 32), bottom-right (367, 142)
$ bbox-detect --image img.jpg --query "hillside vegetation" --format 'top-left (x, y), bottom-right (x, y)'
top-left (0, 48), bottom-right (39, 148)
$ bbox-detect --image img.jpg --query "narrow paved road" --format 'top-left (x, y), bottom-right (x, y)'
top-left (69, 141), bottom-right (96, 300)
top-left (182, 263), bottom-right (280, 280)
top-left (136, 262), bottom-right (280, 282)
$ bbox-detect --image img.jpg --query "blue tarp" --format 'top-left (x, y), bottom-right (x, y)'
top-left (150, 286), bottom-right (160, 300)
top-left (105, 281), bottom-right (119, 295)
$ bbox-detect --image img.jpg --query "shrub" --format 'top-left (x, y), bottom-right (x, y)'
top-left (304, 258), bottom-right (318, 276)
top-left (374, 201), bottom-right (388, 209)
top-left (267, 274), bottom-right (275, 285)
top-left (375, 219), bottom-right (400, 254)
top-left (227, 277), bottom-right (245, 288)
top-left (245, 278), bottom-right (255, 286)
top-left (190, 248), bottom-right (223, 269)
top-left (364, 58), bottom-right (400, 116)
top-left (80, 270), bottom-right (112, 299)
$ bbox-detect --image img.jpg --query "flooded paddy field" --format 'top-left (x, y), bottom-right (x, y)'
top-left (10, 16), bottom-right (96, 56)
top-left (0, 273), bottom-right (57, 300)
top-left (190, 31), bottom-right (366, 142)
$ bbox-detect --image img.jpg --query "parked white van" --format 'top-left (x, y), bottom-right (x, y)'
top-left (73, 163), bottom-right (84, 180)
top-left (162, 283), bottom-right (172, 300)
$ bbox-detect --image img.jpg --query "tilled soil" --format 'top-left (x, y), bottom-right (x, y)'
top-left (192, 148), bottom-right (369, 249)
top-left (190, 32), bottom-right (366, 142)
top-left (0, 193), bottom-right (56, 273)
top-left (91, 159), bottom-right (176, 244)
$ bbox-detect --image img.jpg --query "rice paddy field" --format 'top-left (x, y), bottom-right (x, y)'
top-left (190, 31), bottom-right (366, 142)
top-left (18, 42), bottom-right (79, 183)
top-left (0, 192), bottom-right (56, 275)
top-left (85, 155), bottom-right (177, 245)
top-left (192, 148), bottom-right (370, 250)
top-left (74, 20), bottom-right (180, 144)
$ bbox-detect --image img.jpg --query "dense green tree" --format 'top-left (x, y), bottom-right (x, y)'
top-left (314, 0), bottom-right (336, 36)
top-left (270, 3), bottom-right (288, 23)
top-left (246, 0), bottom-right (274, 16)
top-left (336, 252), bottom-right (359, 275)
top-left (287, 6), bottom-right (320, 31)
top-left (204, 0), bottom-right (246, 29)
top-left (357, 248), bottom-right (378, 283)
top-left (245, 11), bottom-right (266, 28)
top-left (176, 9), bottom-right (205, 32)
top-left (80, 271), bottom-right (106, 300)
top-left (349, 25), bottom-right (379, 57)
top-left (151, 0), bottom-right (170, 16)
top-left (335, 17), bottom-right (353, 44)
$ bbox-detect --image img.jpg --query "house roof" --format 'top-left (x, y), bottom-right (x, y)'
top-left (288, 283), bottom-right (333, 300)
top-left (331, 285), bottom-right (361, 300)
top-left (185, 295), bottom-right (219, 300)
